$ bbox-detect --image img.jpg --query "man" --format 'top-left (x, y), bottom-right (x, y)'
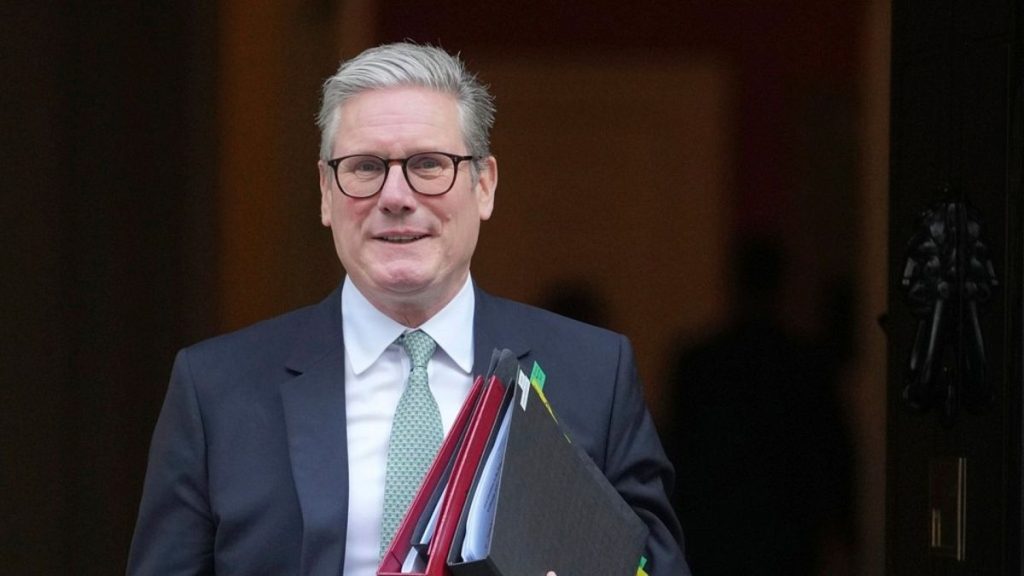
top-left (128, 42), bottom-right (689, 576)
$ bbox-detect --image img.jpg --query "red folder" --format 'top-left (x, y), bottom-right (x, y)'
top-left (379, 359), bottom-right (511, 576)
top-left (377, 374), bottom-right (483, 576)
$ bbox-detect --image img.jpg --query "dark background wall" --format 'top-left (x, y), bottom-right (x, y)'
top-left (1, 1), bottom-right (887, 573)
top-left (3, 2), bottom-right (219, 571)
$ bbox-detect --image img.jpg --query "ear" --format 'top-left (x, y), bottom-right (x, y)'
top-left (475, 155), bottom-right (498, 221)
top-left (318, 159), bottom-right (333, 227)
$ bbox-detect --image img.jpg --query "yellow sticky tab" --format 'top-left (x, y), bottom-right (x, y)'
top-left (636, 556), bottom-right (649, 576)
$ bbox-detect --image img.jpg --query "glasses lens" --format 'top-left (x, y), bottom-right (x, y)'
top-left (336, 155), bottom-right (386, 197)
top-left (406, 153), bottom-right (456, 195)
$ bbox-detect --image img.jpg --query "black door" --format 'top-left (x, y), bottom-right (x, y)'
top-left (887, 1), bottom-right (1022, 574)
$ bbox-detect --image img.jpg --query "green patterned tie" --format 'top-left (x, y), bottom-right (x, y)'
top-left (380, 329), bottom-right (443, 557)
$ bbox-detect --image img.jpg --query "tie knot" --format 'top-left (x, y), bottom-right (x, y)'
top-left (400, 330), bottom-right (436, 369)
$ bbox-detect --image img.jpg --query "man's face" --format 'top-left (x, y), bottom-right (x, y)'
top-left (319, 86), bottom-right (497, 323)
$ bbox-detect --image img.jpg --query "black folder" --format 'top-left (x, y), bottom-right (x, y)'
top-left (446, 355), bottom-right (649, 576)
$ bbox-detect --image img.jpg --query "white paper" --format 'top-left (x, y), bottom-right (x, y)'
top-left (400, 546), bottom-right (425, 573)
top-left (517, 369), bottom-right (530, 411)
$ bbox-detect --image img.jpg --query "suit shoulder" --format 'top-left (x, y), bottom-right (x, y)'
top-left (483, 293), bottom-right (625, 348)
top-left (180, 300), bottom-right (327, 370)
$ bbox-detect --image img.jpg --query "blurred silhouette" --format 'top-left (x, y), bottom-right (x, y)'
top-left (663, 237), bottom-right (855, 576)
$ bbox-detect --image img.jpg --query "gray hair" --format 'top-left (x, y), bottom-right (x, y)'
top-left (316, 42), bottom-right (496, 162)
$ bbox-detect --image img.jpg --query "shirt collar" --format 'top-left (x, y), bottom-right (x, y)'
top-left (341, 275), bottom-right (476, 375)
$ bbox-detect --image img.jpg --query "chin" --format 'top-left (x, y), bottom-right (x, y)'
top-left (373, 268), bottom-right (435, 295)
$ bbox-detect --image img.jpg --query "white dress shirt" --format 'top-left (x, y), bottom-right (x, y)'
top-left (341, 275), bottom-right (476, 576)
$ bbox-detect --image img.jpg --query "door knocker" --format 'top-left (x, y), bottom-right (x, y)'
top-left (900, 200), bottom-right (998, 425)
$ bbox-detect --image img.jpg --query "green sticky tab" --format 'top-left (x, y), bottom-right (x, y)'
top-left (528, 361), bottom-right (558, 425)
top-left (636, 556), bottom-right (649, 576)
top-left (529, 362), bottom-right (546, 391)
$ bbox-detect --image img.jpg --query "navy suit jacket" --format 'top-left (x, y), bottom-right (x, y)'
top-left (128, 284), bottom-right (689, 575)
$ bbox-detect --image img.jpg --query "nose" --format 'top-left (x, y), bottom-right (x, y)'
top-left (376, 161), bottom-right (416, 214)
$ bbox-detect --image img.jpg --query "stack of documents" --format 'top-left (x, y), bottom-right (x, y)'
top-left (379, 349), bottom-right (648, 576)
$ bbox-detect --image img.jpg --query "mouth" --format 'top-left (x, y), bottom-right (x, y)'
top-left (375, 233), bottom-right (428, 244)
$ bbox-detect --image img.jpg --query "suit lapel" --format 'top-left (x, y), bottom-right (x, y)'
top-left (472, 286), bottom-right (531, 373)
top-left (280, 287), bottom-right (349, 576)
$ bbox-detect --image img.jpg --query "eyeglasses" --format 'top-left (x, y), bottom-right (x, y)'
top-left (325, 152), bottom-right (477, 198)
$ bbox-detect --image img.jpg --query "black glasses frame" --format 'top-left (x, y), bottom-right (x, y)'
top-left (325, 152), bottom-right (477, 198)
